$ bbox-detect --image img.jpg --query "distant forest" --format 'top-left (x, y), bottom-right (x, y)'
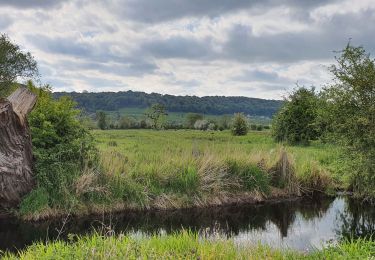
top-left (53, 91), bottom-right (283, 117)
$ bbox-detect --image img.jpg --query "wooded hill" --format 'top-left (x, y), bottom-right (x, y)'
top-left (53, 91), bottom-right (283, 117)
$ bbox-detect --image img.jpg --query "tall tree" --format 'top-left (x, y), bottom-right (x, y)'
top-left (324, 44), bottom-right (375, 197)
top-left (96, 111), bottom-right (107, 130)
top-left (0, 34), bottom-right (38, 97)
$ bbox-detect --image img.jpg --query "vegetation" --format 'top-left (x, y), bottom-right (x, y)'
top-left (272, 44), bottom-right (375, 199)
top-left (272, 87), bottom-right (320, 145)
top-left (19, 82), bottom-right (98, 215)
top-left (2, 232), bottom-right (374, 259)
top-left (96, 111), bottom-right (108, 130)
top-left (0, 34), bottom-right (38, 97)
top-left (324, 44), bottom-right (375, 199)
top-left (144, 103), bottom-right (167, 129)
top-left (185, 112), bottom-right (204, 128)
top-left (53, 91), bottom-right (283, 117)
top-left (231, 113), bottom-right (249, 136)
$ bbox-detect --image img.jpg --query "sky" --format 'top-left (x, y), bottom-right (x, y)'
top-left (1, 0), bottom-right (375, 99)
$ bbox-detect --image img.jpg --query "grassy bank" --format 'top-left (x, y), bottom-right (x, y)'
top-left (2, 232), bottom-right (374, 259)
top-left (19, 129), bottom-right (348, 220)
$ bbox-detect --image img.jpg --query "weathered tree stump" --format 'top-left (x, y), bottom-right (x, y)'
top-left (0, 87), bottom-right (37, 208)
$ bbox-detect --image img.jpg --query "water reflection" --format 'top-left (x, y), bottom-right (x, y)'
top-left (1, 196), bottom-right (374, 252)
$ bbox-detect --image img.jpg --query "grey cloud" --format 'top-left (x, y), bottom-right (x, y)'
top-left (113, 0), bottom-right (338, 23)
top-left (232, 69), bottom-right (292, 83)
top-left (0, 15), bottom-right (12, 30)
top-left (0, 0), bottom-right (66, 9)
top-left (140, 36), bottom-right (214, 59)
top-left (27, 34), bottom-right (93, 57)
top-left (222, 11), bottom-right (375, 63)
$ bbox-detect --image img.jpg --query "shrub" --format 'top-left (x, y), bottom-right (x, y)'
top-left (231, 113), bottom-right (248, 136)
top-left (272, 86), bottom-right (320, 145)
top-left (21, 82), bottom-right (97, 211)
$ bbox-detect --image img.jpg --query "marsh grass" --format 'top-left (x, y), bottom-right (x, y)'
top-left (91, 130), bottom-right (344, 210)
top-left (20, 130), bottom-right (345, 219)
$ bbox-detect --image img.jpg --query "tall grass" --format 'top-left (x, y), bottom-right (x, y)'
top-left (20, 130), bottom-right (344, 219)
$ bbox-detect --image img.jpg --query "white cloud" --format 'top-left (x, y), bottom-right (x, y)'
top-left (1, 0), bottom-right (374, 99)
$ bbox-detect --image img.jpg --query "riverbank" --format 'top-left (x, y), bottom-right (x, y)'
top-left (16, 130), bottom-right (347, 221)
top-left (2, 231), bottom-right (374, 259)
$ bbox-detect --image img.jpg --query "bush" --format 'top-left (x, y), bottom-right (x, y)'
top-left (272, 86), bottom-right (320, 145)
top-left (231, 113), bottom-right (248, 136)
top-left (22, 82), bottom-right (97, 211)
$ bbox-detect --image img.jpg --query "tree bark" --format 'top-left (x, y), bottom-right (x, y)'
top-left (0, 87), bottom-right (37, 208)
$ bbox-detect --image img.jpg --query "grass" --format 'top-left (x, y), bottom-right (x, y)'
top-left (19, 129), bottom-right (347, 219)
top-left (94, 129), bottom-right (344, 208)
top-left (2, 232), bottom-right (374, 259)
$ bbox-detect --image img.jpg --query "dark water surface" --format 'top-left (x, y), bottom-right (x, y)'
top-left (1, 196), bottom-right (374, 253)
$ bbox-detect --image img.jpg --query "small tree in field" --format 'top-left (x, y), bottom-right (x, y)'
top-left (96, 111), bottom-right (107, 130)
top-left (0, 34), bottom-right (38, 97)
top-left (231, 113), bottom-right (248, 136)
top-left (272, 86), bottom-right (320, 145)
top-left (145, 103), bottom-right (167, 129)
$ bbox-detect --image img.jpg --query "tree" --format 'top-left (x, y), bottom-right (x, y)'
top-left (96, 111), bottom-right (107, 130)
top-left (0, 87), bottom-right (37, 207)
top-left (185, 113), bottom-right (203, 128)
top-left (145, 103), bottom-right (167, 129)
top-left (324, 44), bottom-right (375, 197)
top-left (231, 113), bottom-right (249, 136)
top-left (0, 34), bottom-right (38, 97)
top-left (272, 86), bottom-right (320, 145)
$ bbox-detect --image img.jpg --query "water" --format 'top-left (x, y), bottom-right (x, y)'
top-left (1, 196), bottom-right (374, 253)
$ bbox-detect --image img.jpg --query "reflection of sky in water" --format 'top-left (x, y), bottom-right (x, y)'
top-left (233, 198), bottom-right (345, 251)
top-left (2, 196), bottom-right (372, 253)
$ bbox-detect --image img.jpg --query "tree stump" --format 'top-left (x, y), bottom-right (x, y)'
top-left (0, 87), bottom-right (37, 208)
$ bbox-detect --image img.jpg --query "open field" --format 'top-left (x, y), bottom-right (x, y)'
top-left (92, 130), bottom-right (346, 209)
top-left (3, 232), bottom-right (374, 259)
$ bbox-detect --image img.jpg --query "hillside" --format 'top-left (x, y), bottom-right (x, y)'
top-left (53, 91), bottom-right (283, 117)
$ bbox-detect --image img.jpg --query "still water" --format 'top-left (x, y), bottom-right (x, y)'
top-left (0, 196), bottom-right (374, 252)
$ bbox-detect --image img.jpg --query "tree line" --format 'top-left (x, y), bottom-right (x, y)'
top-left (53, 90), bottom-right (283, 117)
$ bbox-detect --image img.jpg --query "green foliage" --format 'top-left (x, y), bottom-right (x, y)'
top-left (0, 34), bottom-right (38, 97)
top-left (145, 103), bottom-right (167, 129)
top-left (21, 82), bottom-right (97, 211)
top-left (19, 187), bottom-right (49, 215)
top-left (96, 111), bottom-right (107, 130)
top-left (324, 44), bottom-right (375, 198)
top-left (231, 113), bottom-right (248, 136)
top-left (272, 86), bottom-right (320, 145)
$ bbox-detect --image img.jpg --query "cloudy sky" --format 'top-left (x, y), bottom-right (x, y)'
top-left (1, 0), bottom-right (374, 99)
